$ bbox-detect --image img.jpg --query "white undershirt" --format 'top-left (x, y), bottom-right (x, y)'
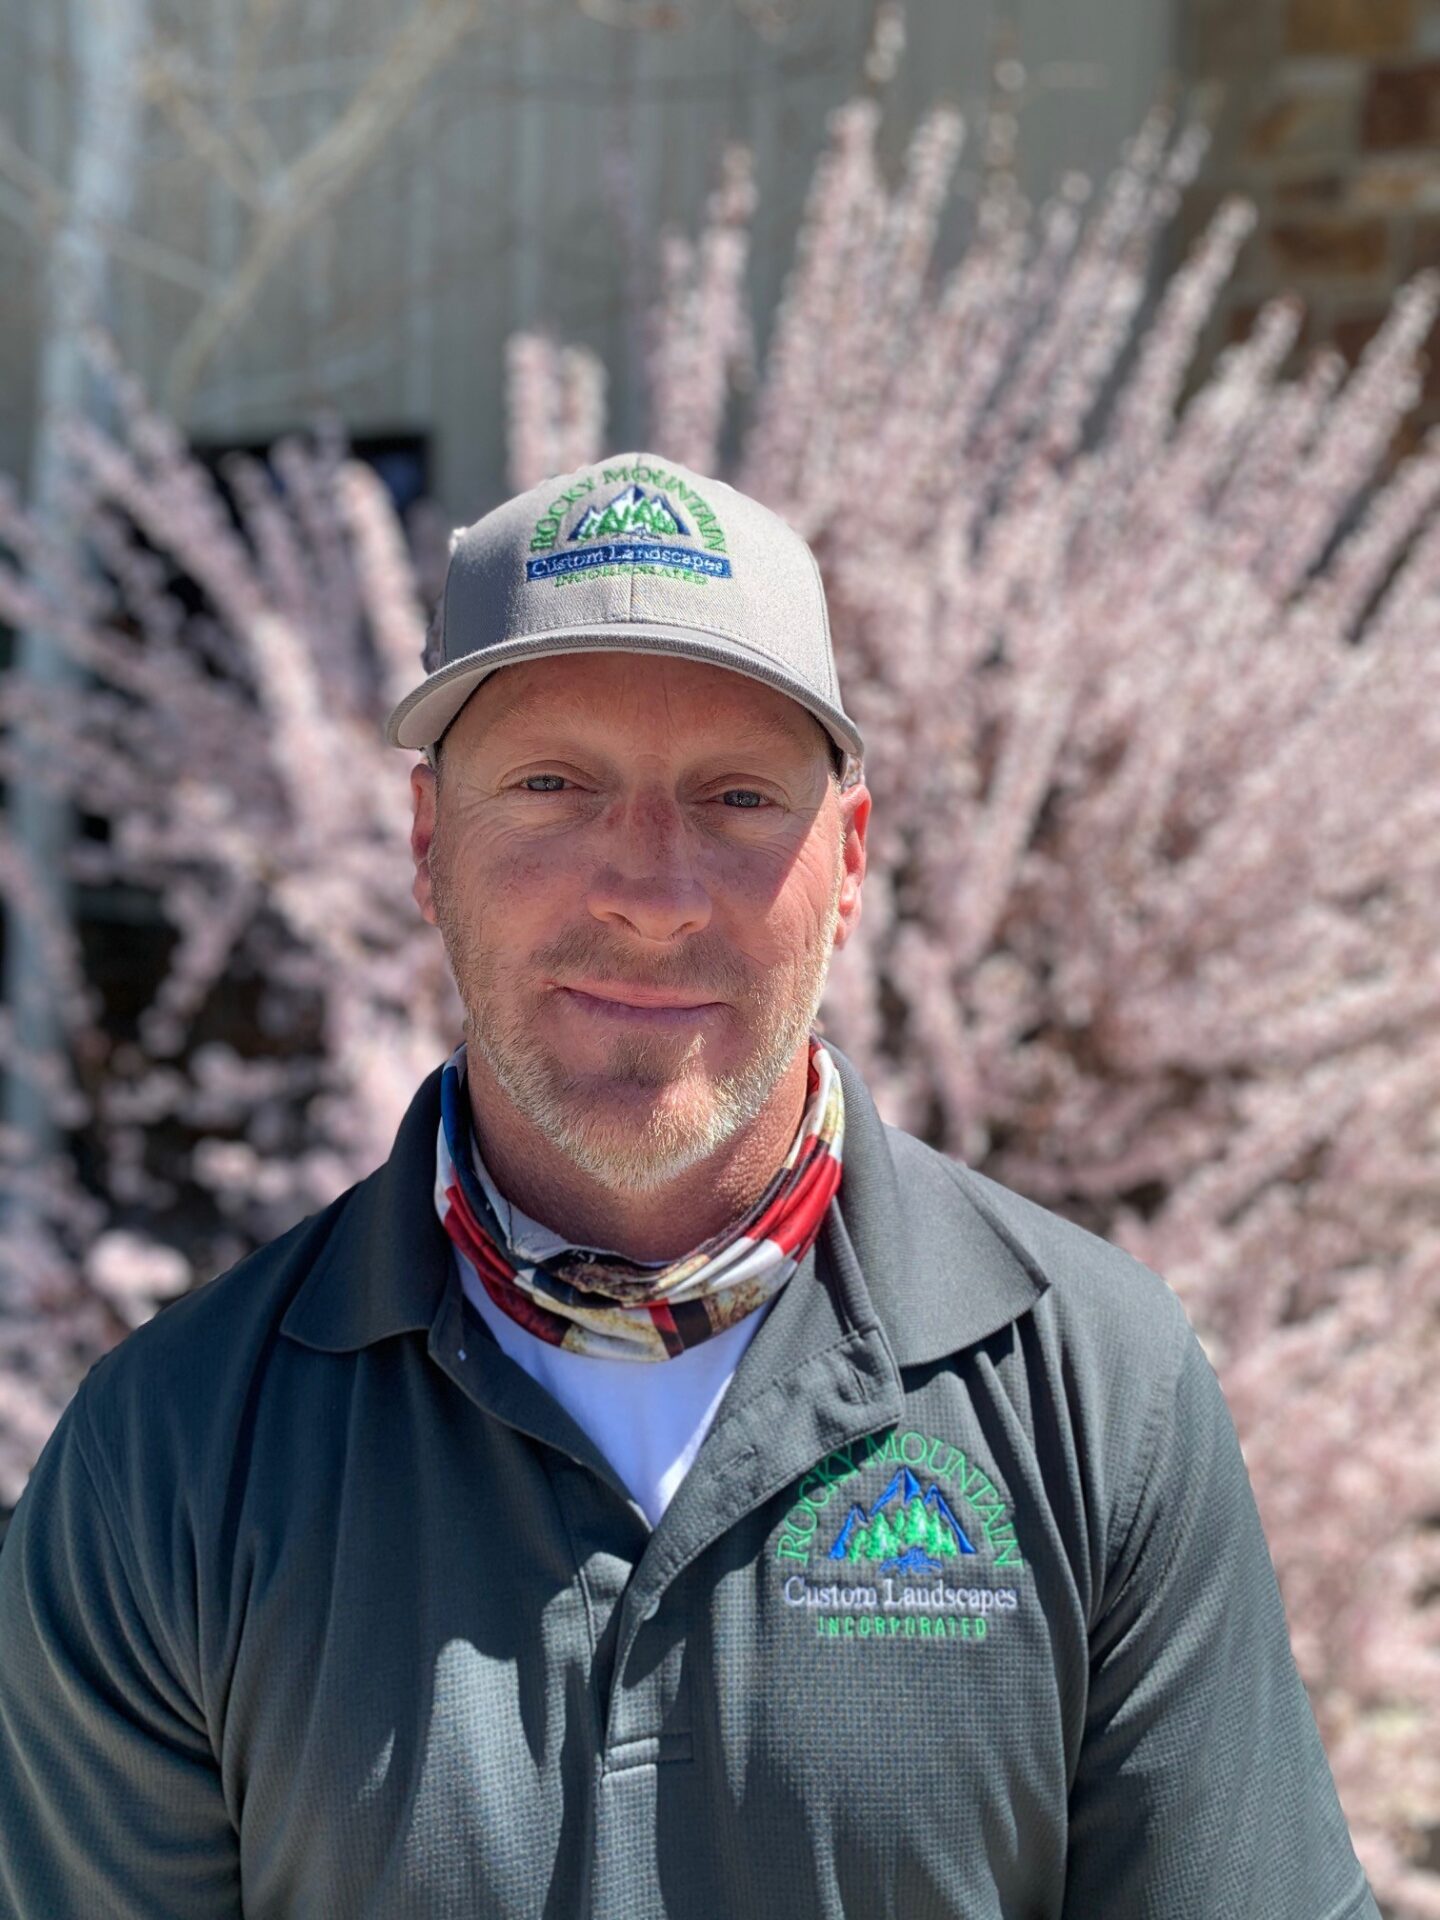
top-left (449, 1138), bottom-right (773, 1528)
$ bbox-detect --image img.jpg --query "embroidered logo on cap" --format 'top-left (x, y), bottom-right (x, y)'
top-left (570, 481), bottom-right (687, 543)
top-left (524, 463), bottom-right (733, 589)
top-left (772, 1427), bottom-right (1024, 1645)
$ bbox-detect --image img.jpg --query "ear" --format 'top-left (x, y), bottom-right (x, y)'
top-left (410, 761), bottom-right (439, 927)
top-left (830, 780), bottom-right (870, 952)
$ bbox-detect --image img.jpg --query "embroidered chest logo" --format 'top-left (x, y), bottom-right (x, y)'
top-left (774, 1427), bottom-right (1024, 1646)
top-left (525, 464), bottom-right (733, 588)
top-left (829, 1466), bottom-right (972, 1575)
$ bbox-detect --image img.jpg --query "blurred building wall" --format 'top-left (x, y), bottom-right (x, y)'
top-left (0, 0), bottom-right (1175, 521)
top-left (1178, 0), bottom-right (1440, 457)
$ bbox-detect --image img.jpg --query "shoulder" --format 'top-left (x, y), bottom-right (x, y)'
top-left (881, 1127), bottom-right (1223, 1611)
top-left (70, 1063), bottom-right (450, 1451)
top-left (72, 1188), bottom-right (355, 1474)
top-left (5, 1188), bottom-right (363, 1666)
top-left (883, 1121), bottom-right (1194, 1383)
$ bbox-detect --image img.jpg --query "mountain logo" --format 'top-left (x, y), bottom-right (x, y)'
top-left (526, 463), bottom-right (732, 583)
top-left (827, 1466), bottom-right (978, 1576)
top-left (570, 482), bottom-right (689, 544)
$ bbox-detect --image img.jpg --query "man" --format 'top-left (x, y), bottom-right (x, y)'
top-left (0, 453), bottom-right (1380, 1919)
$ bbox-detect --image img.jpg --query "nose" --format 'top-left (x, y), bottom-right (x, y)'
top-left (584, 791), bottom-right (713, 944)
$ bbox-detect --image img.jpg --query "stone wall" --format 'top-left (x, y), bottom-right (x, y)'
top-left (1178, 0), bottom-right (1440, 457)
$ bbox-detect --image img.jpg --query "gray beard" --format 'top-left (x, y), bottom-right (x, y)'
top-left (437, 840), bottom-right (845, 1196)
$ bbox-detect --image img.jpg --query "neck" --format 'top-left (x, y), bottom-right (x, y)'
top-left (462, 1042), bottom-right (812, 1262)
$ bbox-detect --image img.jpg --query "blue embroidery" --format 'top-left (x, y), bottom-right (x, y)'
top-left (570, 482), bottom-right (691, 542)
top-left (826, 1466), bottom-right (977, 1573)
top-left (527, 542), bottom-right (733, 582)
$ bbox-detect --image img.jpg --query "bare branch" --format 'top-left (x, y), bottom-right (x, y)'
top-left (142, 48), bottom-right (268, 210)
top-left (0, 113), bottom-right (218, 297)
top-left (0, 118), bottom-right (66, 220)
top-left (162, 0), bottom-right (490, 414)
top-left (576, 0), bottom-right (683, 27)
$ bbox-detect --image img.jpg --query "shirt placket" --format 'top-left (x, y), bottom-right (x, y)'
top-left (425, 1215), bottom-right (905, 1919)
top-left (587, 1218), bottom-right (904, 1918)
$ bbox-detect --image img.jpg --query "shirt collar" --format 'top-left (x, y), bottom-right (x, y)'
top-left (279, 1042), bottom-right (1050, 1366)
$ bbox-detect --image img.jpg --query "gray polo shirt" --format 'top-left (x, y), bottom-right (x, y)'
top-left (0, 1045), bottom-right (1380, 1919)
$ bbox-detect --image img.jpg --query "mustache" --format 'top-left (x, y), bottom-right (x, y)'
top-left (534, 925), bottom-right (755, 1000)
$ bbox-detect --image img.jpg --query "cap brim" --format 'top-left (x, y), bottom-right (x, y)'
top-left (384, 623), bottom-right (865, 763)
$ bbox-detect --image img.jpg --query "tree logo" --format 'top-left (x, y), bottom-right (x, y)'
top-left (525, 461), bottom-right (732, 586)
top-left (826, 1465), bottom-right (977, 1575)
top-left (570, 481), bottom-right (688, 543)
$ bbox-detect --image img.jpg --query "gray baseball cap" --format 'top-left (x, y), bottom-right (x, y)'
top-left (383, 451), bottom-right (864, 776)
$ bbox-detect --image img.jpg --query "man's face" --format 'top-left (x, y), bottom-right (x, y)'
top-left (410, 652), bottom-right (869, 1194)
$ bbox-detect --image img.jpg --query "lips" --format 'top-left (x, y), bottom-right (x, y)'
top-left (559, 981), bottom-right (719, 1010)
top-left (556, 983), bottom-right (723, 1023)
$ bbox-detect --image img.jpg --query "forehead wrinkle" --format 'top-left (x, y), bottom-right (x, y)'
top-left (475, 673), bottom-right (824, 760)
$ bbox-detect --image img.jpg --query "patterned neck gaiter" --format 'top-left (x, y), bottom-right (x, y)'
top-left (435, 1035), bottom-right (844, 1361)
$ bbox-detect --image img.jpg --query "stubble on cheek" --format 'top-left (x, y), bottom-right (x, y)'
top-left (427, 824), bottom-right (505, 1040)
top-left (431, 816), bottom-right (845, 1063)
top-left (424, 811), bottom-right (847, 1190)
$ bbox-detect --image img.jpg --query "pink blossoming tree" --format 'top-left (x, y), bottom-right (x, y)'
top-left (2, 90), bottom-right (1438, 1913)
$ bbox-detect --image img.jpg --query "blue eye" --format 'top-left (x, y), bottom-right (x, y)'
top-left (516, 776), bottom-right (768, 806)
